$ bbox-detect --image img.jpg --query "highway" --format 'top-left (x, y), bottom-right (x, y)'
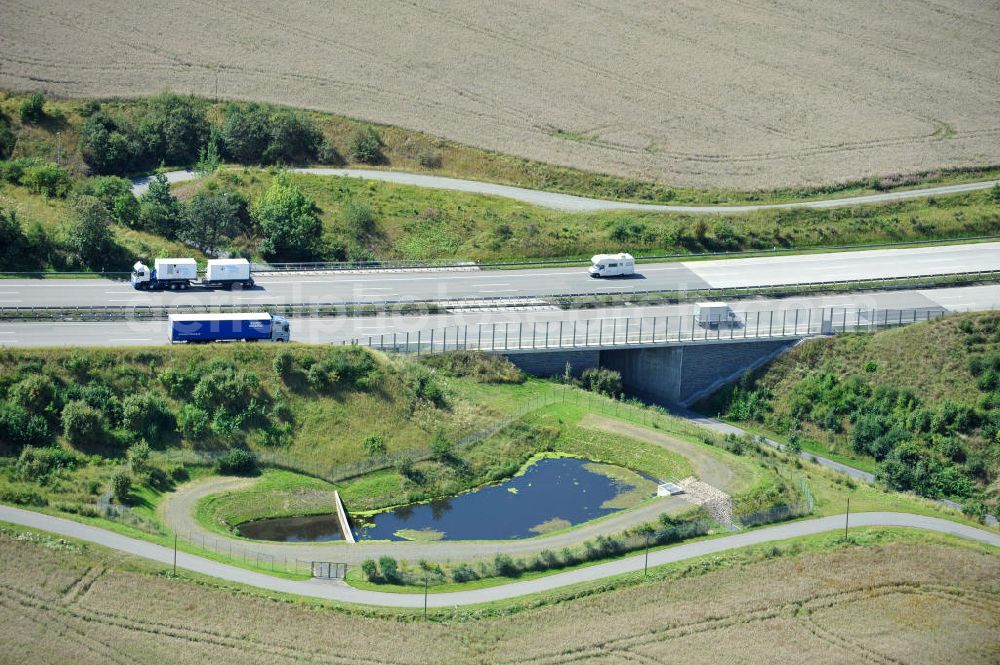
top-left (3, 243), bottom-right (999, 309)
top-left (1, 504), bottom-right (996, 608)
top-left (2, 284), bottom-right (997, 347)
top-left (134, 169), bottom-right (1000, 214)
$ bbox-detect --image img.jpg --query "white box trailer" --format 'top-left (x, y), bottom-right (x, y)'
top-left (588, 253), bottom-right (635, 277)
top-left (695, 302), bottom-right (737, 329)
top-left (131, 258), bottom-right (198, 290)
top-left (203, 258), bottom-right (254, 289)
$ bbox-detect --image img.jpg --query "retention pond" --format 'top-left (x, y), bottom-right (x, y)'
top-left (237, 456), bottom-right (656, 543)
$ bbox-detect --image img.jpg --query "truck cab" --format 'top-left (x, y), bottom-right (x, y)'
top-left (589, 253), bottom-right (635, 278)
top-left (130, 261), bottom-right (151, 289)
top-left (271, 316), bottom-right (291, 342)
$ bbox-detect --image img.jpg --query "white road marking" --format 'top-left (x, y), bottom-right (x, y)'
top-left (472, 283), bottom-right (512, 287)
top-left (480, 289), bottom-right (519, 293)
top-left (0, 300), bottom-right (23, 303)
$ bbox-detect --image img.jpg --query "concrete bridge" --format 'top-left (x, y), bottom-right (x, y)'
top-left (356, 306), bottom-right (947, 406)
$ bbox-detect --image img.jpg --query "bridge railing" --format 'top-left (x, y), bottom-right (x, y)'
top-left (352, 306), bottom-right (950, 355)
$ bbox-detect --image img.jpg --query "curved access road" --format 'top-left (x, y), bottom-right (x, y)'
top-left (1, 505), bottom-right (996, 608)
top-left (132, 169), bottom-right (1000, 213)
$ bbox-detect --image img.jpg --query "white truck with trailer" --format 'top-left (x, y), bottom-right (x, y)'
top-left (694, 302), bottom-right (739, 329)
top-left (130, 258), bottom-right (254, 291)
top-left (588, 253), bottom-right (635, 278)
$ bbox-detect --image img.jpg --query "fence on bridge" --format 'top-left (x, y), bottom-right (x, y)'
top-left (352, 306), bottom-right (950, 355)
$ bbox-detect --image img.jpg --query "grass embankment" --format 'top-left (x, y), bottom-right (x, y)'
top-left (0, 345), bottom-right (546, 526)
top-left (1, 521), bottom-right (997, 665)
top-left (701, 311), bottom-right (1000, 520)
top-left (175, 168), bottom-right (1000, 263)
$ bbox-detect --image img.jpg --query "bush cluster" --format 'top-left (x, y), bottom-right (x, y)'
top-left (720, 315), bottom-right (1000, 509)
top-left (421, 352), bottom-right (525, 384)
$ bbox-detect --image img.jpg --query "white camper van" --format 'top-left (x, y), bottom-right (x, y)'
top-left (588, 253), bottom-right (635, 278)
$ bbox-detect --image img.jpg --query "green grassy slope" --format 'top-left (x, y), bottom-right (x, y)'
top-left (700, 312), bottom-right (1000, 519)
top-left (0, 345), bottom-right (542, 516)
top-left (179, 168), bottom-right (1000, 263)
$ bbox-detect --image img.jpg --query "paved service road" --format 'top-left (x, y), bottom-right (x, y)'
top-left (0, 505), bottom-right (996, 608)
top-left (4, 244), bottom-right (999, 310)
top-left (2, 284), bottom-right (998, 347)
top-left (133, 169), bottom-right (1000, 214)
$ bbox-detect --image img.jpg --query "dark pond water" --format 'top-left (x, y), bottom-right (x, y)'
top-left (237, 513), bottom-right (343, 542)
top-left (358, 456), bottom-right (650, 541)
top-left (236, 457), bottom-right (652, 543)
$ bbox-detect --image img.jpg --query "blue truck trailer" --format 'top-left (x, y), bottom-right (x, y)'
top-left (168, 313), bottom-right (290, 343)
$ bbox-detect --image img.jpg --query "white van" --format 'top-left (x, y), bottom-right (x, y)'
top-left (589, 253), bottom-right (635, 278)
top-left (695, 302), bottom-right (738, 329)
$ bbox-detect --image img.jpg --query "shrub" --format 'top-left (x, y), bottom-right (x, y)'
top-left (121, 393), bottom-right (174, 442)
top-left (78, 111), bottom-right (138, 175)
top-left (349, 125), bottom-right (383, 163)
top-left (216, 448), bottom-right (257, 475)
top-left (19, 93), bottom-right (45, 123)
top-left (10, 374), bottom-right (57, 415)
top-left (0, 117), bottom-right (14, 161)
top-left (363, 434), bottom-right (387, 457)
top-left (263, 111), bottom-right (321, 164)
top-left (177, 403), bottom-right (212, 440)
top-left (422, 351), bottom-right (524, 384)
top-left (20, 162), bottom-right (71, 198)
top-left (360, 558), bottom-right (379, 582)
top-left (80, 176), bottom-right (140, 226)
top-left (138, 172), bottom-right (184, 237)
top-left (110, 469), bottom-right (132, 503)
top-left (451, 563), bottom-right (478, 583)
top-left (417, 148), bottom-right (441, 168)
top-left (493, 553), bottom-right (520, 577)
top-left (61, 400), bottom-right (105, 446)
top-left (378, 555), bottom-right (400, 584)
top-left (273, 348), bottom-right (294, 378)
top-left (343, 199), bottom-right (377, 240)
top-left (67, 196), bottom-right (116, 270)
top-left (126, 440), bottom-right (151, 475)
top-left (220, 103), bottom-right (271, 163)
top-left (253, 174), bottom-right (322, 260)
top-left (14, 446), bottom-right (80, 483)
top-left (0, 402), bottom-right (50, 446)
top-left (579, 367), bottom-right (622, 397)
top-left (136, 92), bottom-right (210, 166)
top-left (430, 430), bottom-right (452, 460)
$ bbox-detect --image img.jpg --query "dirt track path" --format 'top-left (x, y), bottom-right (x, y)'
top-left (580, 414), bottom-right (751, 493)
top-left (132, 169), bottom-right (1000, 214)
top-left (4, 504), bottom-right (997, 608)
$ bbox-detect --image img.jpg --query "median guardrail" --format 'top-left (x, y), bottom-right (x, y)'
top-left (1, 269), bottom-right (998, 322)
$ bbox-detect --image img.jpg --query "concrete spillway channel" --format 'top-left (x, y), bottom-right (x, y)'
top-left (333, 491), bottom-right (356, 543)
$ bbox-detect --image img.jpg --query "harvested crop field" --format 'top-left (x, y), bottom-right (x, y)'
top-left (1, 526), bottom-right (998, 664)
top-left (2, 1), bottom-right (998, 189)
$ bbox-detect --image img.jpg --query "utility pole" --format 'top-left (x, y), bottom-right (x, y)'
top-left (844, 497), bottom-right (850, 540)
top-left (173, 534), bottom-right (177, 575)
top-left (644, 533), bottom-right (650, 577)
top-left (423, 573), bottom-right (429, 620)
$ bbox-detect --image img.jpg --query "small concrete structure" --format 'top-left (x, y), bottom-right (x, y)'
top-left (333, 490), bottom-right (356, 544)
top-left (657, 482), bottom-right (684, 496)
